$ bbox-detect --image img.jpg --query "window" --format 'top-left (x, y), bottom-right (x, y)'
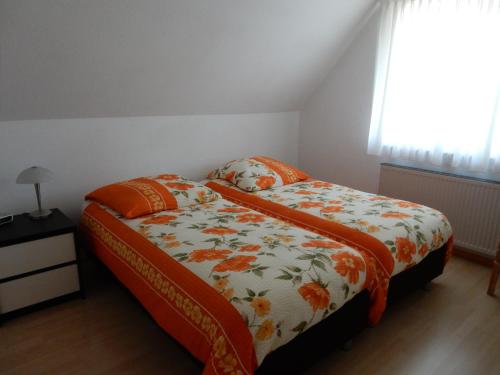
top-left (368, 0), bottom-right (500, 173)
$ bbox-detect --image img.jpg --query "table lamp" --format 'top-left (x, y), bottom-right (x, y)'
top-left (16, 166), bottom-right (54, 219)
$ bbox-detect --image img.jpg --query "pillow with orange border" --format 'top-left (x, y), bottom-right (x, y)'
top-left (207, 156), bottom-right (309, 192)
top-left (85, 174), bottom-right (220, 219)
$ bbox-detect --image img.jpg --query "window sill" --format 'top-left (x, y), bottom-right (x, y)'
top-left (381, 161), bottom-right (500, 185)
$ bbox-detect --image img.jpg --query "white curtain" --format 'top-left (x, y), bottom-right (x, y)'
top-left (368, 0), bottom-right (500, 172)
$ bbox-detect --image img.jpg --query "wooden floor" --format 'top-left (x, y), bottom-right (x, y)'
top-left (1, 256), bottom-right (499, 375)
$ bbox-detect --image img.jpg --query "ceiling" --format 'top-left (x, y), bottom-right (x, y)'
top-left (0, 0), bottom-right (374, 121)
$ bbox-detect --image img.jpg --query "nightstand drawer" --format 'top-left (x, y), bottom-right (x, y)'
top-left (0, 233), bottom-right (76, 279)
top-left (0, 265), bottom-right (80, 314)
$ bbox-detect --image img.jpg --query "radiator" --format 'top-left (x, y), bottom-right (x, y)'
top-left (379, 164), bottom-right (500, 258)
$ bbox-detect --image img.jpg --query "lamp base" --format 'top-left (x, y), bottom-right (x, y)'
top-left (29, 209), bottom-right (52, 220)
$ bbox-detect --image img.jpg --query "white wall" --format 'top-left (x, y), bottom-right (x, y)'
top-left (0, 0), bottom-right (373, 121)
top-left (299, 10), bottom-right (381, 193)
top-left (0, 112), bottom-right (299, 221)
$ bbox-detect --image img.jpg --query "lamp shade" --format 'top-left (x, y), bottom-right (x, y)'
top-left (16, 166), bottom-right (54, 184)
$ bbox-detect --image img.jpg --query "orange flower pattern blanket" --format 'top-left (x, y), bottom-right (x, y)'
top-left (206, 179), bottom-right (453, 324)
top-left (82, 198), bottom-right (369, 374)
top-left (207, 179), bottom-right (453, 276)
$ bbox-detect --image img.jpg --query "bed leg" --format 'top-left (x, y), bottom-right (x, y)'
top-left (422, 282), bottom-right (432, 291)
top-left (341, 339), bottom-right (353, 351)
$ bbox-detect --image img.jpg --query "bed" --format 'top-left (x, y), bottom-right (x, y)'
top-left (80, 174), bottom-right (376, 375)
top-left (205, 156), bottom-right (453, 317)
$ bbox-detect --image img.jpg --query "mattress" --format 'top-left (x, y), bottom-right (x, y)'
top-left (81, 198), bottom-right (370, 375)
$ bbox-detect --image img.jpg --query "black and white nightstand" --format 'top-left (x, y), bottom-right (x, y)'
top-left (0, 209), bottom-right (84, 322)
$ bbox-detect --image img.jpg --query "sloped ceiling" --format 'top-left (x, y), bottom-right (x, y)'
top-left (0, 0), bottom-right (374, 121)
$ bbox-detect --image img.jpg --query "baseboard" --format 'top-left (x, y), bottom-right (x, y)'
top-left (453, 246), bottom-right (494, 267)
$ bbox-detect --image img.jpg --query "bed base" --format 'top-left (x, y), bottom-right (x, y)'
top-left (257, 289), bottom-right (369, 374)
top-left (387, 244), bottom-right (446, 304)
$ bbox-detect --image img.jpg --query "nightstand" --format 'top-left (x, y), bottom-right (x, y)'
top-left (0, 209), bottom-right (84, 322)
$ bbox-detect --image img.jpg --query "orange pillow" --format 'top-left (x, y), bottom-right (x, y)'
top-left (85, 174), bottom-right (220, 218)
top-left (208, 156), bottom-right (309, 191)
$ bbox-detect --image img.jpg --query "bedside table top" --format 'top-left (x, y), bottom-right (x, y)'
top-left (0, 209), bottom-right (75, 248)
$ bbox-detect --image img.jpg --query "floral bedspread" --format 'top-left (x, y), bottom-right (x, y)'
top-left (89, 199), bottom-right (368, 365)
top-left (209, 179), bottom-right (453, 276)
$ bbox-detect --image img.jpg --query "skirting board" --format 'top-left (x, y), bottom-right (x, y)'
top-left (453, 245), bottom-right (494, 267)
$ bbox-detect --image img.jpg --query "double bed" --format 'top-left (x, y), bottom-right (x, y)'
top-left (81, 158), bottom-right (453, 374)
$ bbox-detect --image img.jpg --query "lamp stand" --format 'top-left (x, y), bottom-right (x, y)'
top-left (30, 183), bottom-right (52, 220)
